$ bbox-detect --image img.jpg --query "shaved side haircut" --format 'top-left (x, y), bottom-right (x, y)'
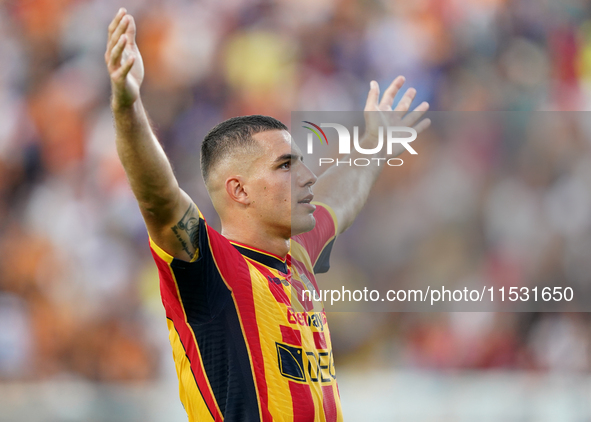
top-left (201, 115), bottom-right (288, 184)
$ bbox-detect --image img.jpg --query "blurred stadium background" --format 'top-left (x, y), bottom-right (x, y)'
top-left (2, 0), bottom-right (591, 420)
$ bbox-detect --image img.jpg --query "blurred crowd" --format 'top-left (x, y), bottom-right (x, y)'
top-left (322, 112), bottom-right (591, 373)
top-left (2, 0), bottom-right (591, 381)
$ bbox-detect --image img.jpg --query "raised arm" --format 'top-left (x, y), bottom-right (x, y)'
top-left (312, 77), bottom-right (430, 235)
top-left (105, 8), bottom-right (198, 261)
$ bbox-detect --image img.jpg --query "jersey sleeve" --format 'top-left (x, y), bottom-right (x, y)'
top-left (148, 204), bottom-right (235, 323)
top-left (291, 201), bottom-right (338, 274)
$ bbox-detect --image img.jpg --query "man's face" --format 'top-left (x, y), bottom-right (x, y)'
top-left (248, 129), bottom-right (317, 238)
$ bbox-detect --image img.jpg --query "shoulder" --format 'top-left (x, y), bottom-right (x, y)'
top-left (291, 202), bottom-right (338, 274)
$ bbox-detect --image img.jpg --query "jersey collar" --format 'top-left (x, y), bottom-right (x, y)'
top-left (230, 241), bottom-right (289, 274)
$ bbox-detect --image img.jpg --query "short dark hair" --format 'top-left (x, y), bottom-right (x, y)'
top-left (200, 115), bottom-right (288, 183)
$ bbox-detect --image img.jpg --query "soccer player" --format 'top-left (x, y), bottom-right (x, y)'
top-left (105, 8), bottom-right (429, 422)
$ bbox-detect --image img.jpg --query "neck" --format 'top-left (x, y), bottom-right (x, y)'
top-left (221, 225), bottom-right (290, 259)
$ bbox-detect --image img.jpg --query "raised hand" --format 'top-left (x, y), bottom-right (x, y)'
top-left (105, 8), bottom-right (144, 110)
top-left (363, 76), bottom-right (430, 156)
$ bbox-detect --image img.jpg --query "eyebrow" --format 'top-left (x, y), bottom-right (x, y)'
top-left (274, 153), bottom-right (304, 163)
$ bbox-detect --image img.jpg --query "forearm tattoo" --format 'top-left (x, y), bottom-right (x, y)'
top-left (171, 203), bottom-right (200, 259)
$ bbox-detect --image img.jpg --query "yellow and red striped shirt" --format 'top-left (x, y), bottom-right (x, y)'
top-left (150, 202), bottom-right (343, 422)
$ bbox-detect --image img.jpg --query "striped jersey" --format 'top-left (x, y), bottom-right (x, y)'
top-left (149, 201), bottom-right (343, 422)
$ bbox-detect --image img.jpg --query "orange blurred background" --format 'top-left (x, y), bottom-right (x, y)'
top-left (2, 0), bottom-right (591, 420)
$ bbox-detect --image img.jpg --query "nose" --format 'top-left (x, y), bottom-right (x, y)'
top-left (300, 161), bottom-right (317, 188)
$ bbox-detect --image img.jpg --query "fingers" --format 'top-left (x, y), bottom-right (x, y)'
top-left (108, 8), bottom-right (126, 39)
top-left (401, 101), bottom-right (429, 127)
top-left (107, 13), bottom-right (131, 56)
top-left (109, 34), bottom-right (127, 70)
top-left (125, 14), bottom-right (137, 44)
top-left (363, 76), bottom-right (431, 139)
top-left (413, 118), bottom-right (431, 134)
top-left (393, 87), bottom-right (416, 112)
top-left (379, 76), bottom-right (405, 110)
top-left (366, 77), bottom-right (418, 114)
top-left (365, 80), bottom-right (380, 110)
top-left (111, 55), bottom-right (135, 83)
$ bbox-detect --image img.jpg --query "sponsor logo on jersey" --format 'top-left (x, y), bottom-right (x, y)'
top-left (276, 341), bottom-right (336, 384)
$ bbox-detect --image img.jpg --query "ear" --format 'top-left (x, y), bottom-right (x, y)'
top-left (225, 176), bottom-right (250, 205)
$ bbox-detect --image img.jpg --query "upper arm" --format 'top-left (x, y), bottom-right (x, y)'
top-left (140, 189), bottom-right (202, 262)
